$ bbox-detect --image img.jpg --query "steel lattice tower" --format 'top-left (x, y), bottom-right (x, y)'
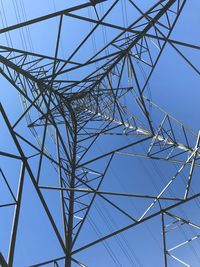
top-left (0, 0), bottom-right (200, 266)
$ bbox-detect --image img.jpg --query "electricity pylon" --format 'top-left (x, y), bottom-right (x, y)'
top-left (0, 0), bottom-right (200, 266)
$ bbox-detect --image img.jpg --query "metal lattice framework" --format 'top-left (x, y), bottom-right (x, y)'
top-left (0, 0), bottom-right (200, 266)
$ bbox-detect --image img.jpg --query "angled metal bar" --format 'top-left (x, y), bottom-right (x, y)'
top-left (0, 1), bottom-right (107, 34)
top-left (161, 213), bottom-right (168, 267)
top-left (0, 103), bottom-right (66, 254)
top-left (168, 234), bottom-right (200, 252)
top-left (184, 130), bottom-right (200, 199)
top-left (72, 154), bottom-right (114, 247)
top-left (0, 253), bottom-right (8, 267)
top-left (50, 0), bottom-right (177, 84)
top-left (39, 186), bottom-right (182, 201)
top-left (116, 151), bottom-right (200, 166)
top-left (0, 1), bottom-right (197, 266)
top-left (30, 256), bottom-right (66, 267)
top-left (63, 12), bottom-right (200, 50)
top-left (56, 130), bottom-right (68, 251)
top-left (0, 203), bottom-right (16, 208)
top-left (165, 211), bottom-right (200, 231)
top-left (0, 151), bottom-right (21, 160)
top-left (137, 0), bottom-right (187, 93)
top-left (78, 135), bottom-right (152, 167)
top-left (0, 168), bottom-right (17, 202)
top-left (36, 91), bottom-right (54, 184)
top-left (52, 0), bottom-right (120, 80)
top-left (8, 163), bottom-right (25, 267)
top-left (72, 190), bottom-right (200, 255)
top-left (138, 146), bottom-right (200, 221)
top-left (168, 254), bottom-right (190, 267)
top-left (0, 45), bottom-right (78, 63)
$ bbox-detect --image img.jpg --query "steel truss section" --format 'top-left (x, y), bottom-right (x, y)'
top-left (0, 0), bottom-right (200, 266)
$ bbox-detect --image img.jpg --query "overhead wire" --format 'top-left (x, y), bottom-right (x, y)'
top-left (19, 0), bottom-right (35, 53)
top-left (86, 1), bottom-right (163, 264)
top-left (118, 1), bottom-right (200, 262)
top-left (85, 2), bottom-right (149, 265)
top-left (171, 163), bottom-right (200, 261)
top-left (139, 143), bottom-right (200, 263)
top-left (2, 0), bottom-right (199, 265)
top-left (0, 0), bottom-right (13, 48)
top-left (94, 201), bottom-right (144, 267)
top-left (87, 213), bottom-right (122, 267)
top-left (12, 0), bottom-right (28, 51)
top-left (85, 3), bottom-right (129, 265)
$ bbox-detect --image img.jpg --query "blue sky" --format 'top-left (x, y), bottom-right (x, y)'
top-left (0, 1), bottom-right (200, 266)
